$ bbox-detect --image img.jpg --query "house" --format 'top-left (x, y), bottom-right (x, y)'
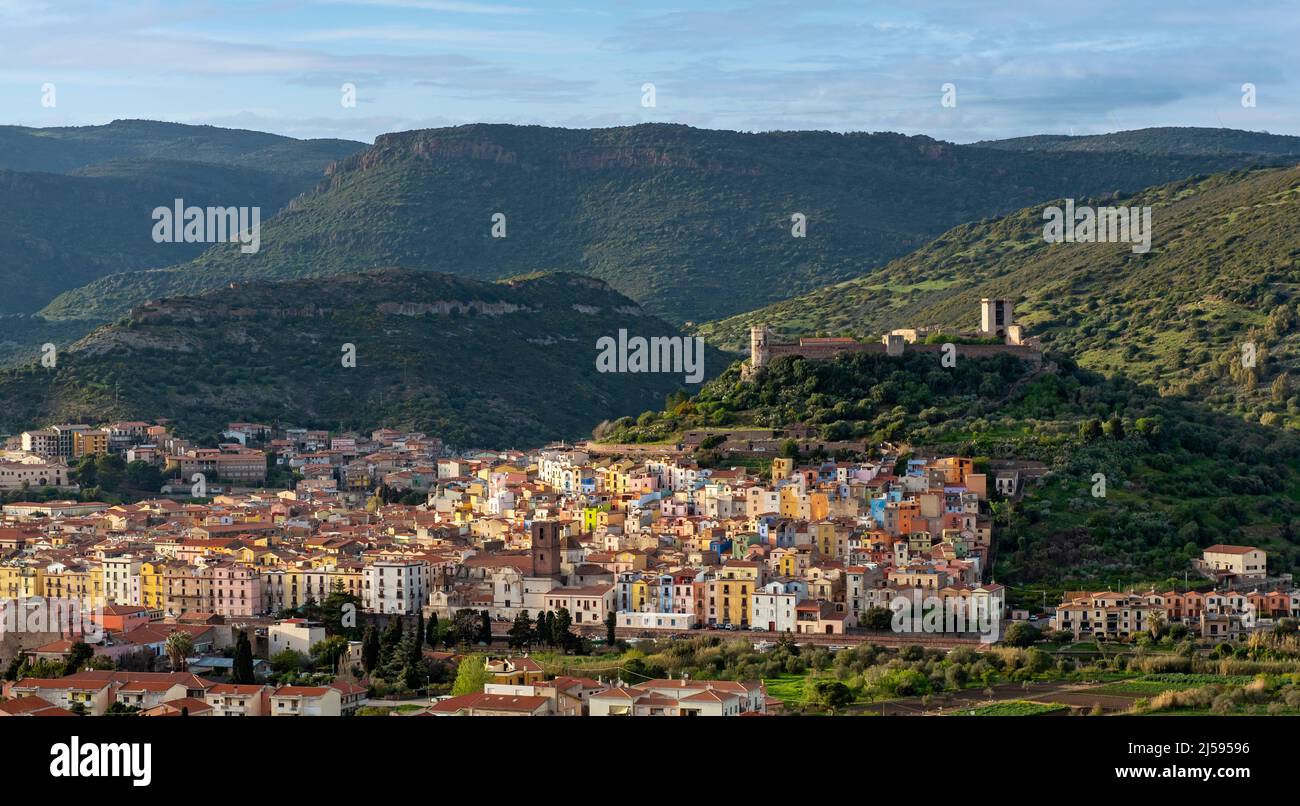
top-left (113, 679), bottom-right (193, 711)
top-left (205, 683), bottom-right (272, 716)
top-left (485, 656), bottom-right (546, 686)
top-left (1200, 545), bottom-right (1268, 582)
top-left (588, 679), bottom-right (767, 717)
top-left (268, 618), bottom-right (326, 655)
top-left (5, 676), bottom-right (114, 715)
top-left (0, 696), bottom-right (76, 717)
top-left (424, 692), bottom-right (553, 716)
top-left (270, 685), bottom-right (343, 716)
top-left (141, 697), bottom-right (214, 717)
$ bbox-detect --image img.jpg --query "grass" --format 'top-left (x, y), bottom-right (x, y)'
top-left (763, 674), bottom-right (807, 705)
top-left (355, 704), bottom-right (425, 716)
top-left (952, 700), bottom-right (1070, 716)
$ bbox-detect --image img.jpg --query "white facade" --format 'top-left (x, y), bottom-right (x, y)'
top-left (102, 555), bottom-right (142, 606)
top-left (618, 611), bottom-right (697, 630)
top-left (268, 619), bottom-right (326, 655)
top-left (751, 582), bottom-right (798, 633)
top-left (363, 560), bottom-right (430, 614)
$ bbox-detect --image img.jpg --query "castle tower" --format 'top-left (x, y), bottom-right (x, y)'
top-left (980, 298), bottom-right (1013, 339)
top-left (749, 325), bottom-right (772, 373)
top-left (530, 520), bottom-right (562, 578)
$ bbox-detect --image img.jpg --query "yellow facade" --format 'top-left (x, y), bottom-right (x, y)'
top-left (140, 562), bottom-right (166, 611)
top-left (0, 564), bottom-right (43, 598)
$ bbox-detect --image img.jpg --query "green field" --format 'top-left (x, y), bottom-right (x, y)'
top-left (763, 674), bottom-right (808, 705)
top-left (953, 700), bottom-right (1070, 716)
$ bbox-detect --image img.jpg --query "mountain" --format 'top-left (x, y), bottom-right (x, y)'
top-left (0, 269), bottom-right (724, 448)
top-left (0, 161), bottom-right (314, 315)
top-left (35, 123), bottom-right (1300, 327)
top-left (0, 119), bottom-right (364, 183)
top-left (602, 347), bottom-right (1300, 587)
top-left (0, 121), bottom-right (366, 318)
top-left (698, 165), bottom-right (1300, 430)
top-left (975, 127), bottom-right (1300, 158)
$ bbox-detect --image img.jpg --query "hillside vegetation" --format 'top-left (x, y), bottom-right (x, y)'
top-left (698, 166), bottom-right (1300, 432)
top-left (601, 349), bottom-right (1300, 587)
top-left (37, 123), bottom-right (1298, 326)
top-left (0, 120), bottom-right (365, 319)
top-left (0, 269), bottom-right (723, 448)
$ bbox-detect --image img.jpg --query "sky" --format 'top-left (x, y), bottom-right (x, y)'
top-left (1, 0), bottom-right (1297, 144)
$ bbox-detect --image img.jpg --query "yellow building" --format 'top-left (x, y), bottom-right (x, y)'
top-left (629, 578), bottom-right (650, 612)
top-left (139, 561), bottom-right (166, 611)
top-left (0, 563), bottom-right (44, 598)
top-left (72, 430), bottom-right (109, 458)
top-left (582, 504), bottom-right (611, 532)
top-left (708, 562), bottom-right (762, 627)
top-left (42, 563), bottom-right (102, 608)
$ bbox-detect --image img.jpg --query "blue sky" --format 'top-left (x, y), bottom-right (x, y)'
top-left (1, 0), bottom-right (1297, 144)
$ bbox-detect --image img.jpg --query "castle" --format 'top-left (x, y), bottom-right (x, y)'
top-left (746, 298), bottom-right (1041, 377)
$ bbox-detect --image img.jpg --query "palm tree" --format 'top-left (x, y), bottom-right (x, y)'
top-left (164, 630), bottom-right (194, 672)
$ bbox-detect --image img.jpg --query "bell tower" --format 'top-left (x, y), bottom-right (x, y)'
top-left (749, 324), bottom-right (771, 374)
top-left (530, 520), bottom-right (562, 578)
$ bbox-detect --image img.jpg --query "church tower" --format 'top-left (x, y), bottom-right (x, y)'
top-left (530, 520), bottom-right (562, 578)
top-left (749, 324), bottom-right (772, 374)
top-left (980, 299), bottom-right (1014, 339)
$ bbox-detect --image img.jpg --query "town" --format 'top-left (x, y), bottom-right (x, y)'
top-left (1, 410), bottom-right (1296, 717)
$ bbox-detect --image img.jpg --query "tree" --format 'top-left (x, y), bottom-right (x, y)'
top-left (63, 641), bottom-right (93, 675)
top-left (322, 586), bottom-right (362, 640)
top-left (271, 649), bottom-right (308, 675)
top-left (1003, 622), bottom-right (1042, 648)
top-left (403, 625), bottom-right (422, 670)
top-left (811, 679), bottom-right (853, 714)
top-left (450, 654), bottom-right (490, 696)
top-left (863, 606), bottom-right (893, 631)
top-left (361, 625), bottom-right (380, 673)
top-left (312, 635), bottom-right (350, 673)
top-left (164, 630), bottom-right (194, 672)
top-left (1104, 414), bottom-right (1125, 440)
top-left (426, 613), bottom-right (440, 646)
top-left (233, 630), bottom-right (256, 684)
top-left (509, 611), bottom-right (534, 650)
top-left (478, 610), bottom-right (492, 644)
top-left (415, 612), bottom-right (425, 652)
top-left (381, 615), bottom-right (404, 655)
top-left (1079, 418), bottom-right (1103, 442)
top-left (451, 609), bottom-right (480, 647)
top-left (552, 608), bottom-right (574, 654)
top-left (604, 611), bottom-right (617, 645)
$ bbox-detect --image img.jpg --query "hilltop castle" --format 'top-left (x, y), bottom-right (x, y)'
top-left (746, 298), bottom-right (1041, 377)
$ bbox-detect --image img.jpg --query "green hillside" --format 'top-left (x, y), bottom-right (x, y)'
top-left (698, 165), bottom-right (1300, 431)
top-left (0, 269), bottom-right (723, 448)
top-left (0, 119), bottom-right (364, 181)
top-left (601, 348), bottom-right (1300, 587)
top-left (976, 126), bottom-right (1300, 157)
top-left (36, 123), bottom-right (1297, 327)
top-left (0, 160), bottom-right (312, 315)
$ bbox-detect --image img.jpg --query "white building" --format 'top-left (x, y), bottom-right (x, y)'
top-left (363, 560), bottom-right (430, 614)
top-left (268, 618), bottom-right (326, 655)
top-left (617, 611), bottom-right (697, 630)
top-left (102, 555), bottom-right (142, 606)
top-left (751, 581), bottom-right (799, 633)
